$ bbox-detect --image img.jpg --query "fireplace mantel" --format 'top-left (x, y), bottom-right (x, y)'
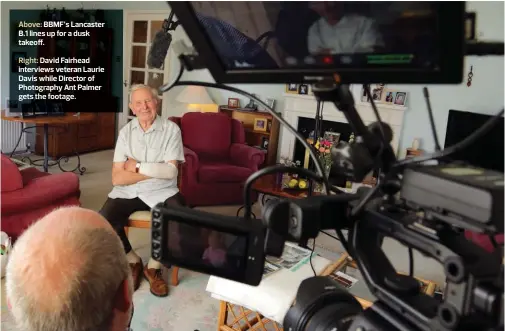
top-left (278, 93), bottom-right (407, 161)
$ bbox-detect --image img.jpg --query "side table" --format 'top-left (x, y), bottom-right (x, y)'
top-left (214, 252), bottom-right (438, 331)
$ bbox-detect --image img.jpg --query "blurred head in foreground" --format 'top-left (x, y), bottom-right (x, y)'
top-left (6, 206), bottom-right (133, 331)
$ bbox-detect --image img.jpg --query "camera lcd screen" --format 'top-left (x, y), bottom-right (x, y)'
top-left (190, 1), bottom-right (443, 71)
top-left (166, 220), bottom-right (248, 278)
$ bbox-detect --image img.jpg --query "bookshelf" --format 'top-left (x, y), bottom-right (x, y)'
top-left (219, 106), bottom-right (280, 167)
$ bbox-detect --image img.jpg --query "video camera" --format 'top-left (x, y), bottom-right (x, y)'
top-left (150, 2), bottom-right (504, 330)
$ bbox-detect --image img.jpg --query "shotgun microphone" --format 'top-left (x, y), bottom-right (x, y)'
top-left (147, 12), bottom-right (179, 69)
top-left (147, 27), bottom-right (172, 69)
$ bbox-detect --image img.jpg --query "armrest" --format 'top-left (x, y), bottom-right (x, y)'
top-left (230, 143), bottom-right (265, 171)
top-left (1, 172), bottom-right (80, 214)
top-left (182, 146), bottom-right (199, 186)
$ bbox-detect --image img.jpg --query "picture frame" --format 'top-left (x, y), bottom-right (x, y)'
top-left (298, 84), bottom-right (309, 95)
top-left (11, 52), bottom-right (27, 73)
top-left (261, 136), bottom-right (269, 149)
top-left (286, 83), bottom-right (298, 94)
top-left (393, 92), bottom-right (407, 106)
top-left (382, 89), bottom-right (395, 104)
top-left (265, 98), bottom-right (275, 110)
top-left (371, 88), bottom-right (382, 101)
top-left (227, 97), bottom-right (240, 108)
top-left (253, 118), bottom-right (267, 132)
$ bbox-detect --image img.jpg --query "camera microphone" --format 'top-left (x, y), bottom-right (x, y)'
top-left (147, 12), bottom-right (180, 69)
top-left (147, 28), bottom-right (172, 69)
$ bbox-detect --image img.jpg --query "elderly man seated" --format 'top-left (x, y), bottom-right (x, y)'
top-left (6, 207), bottom-right (134, 331)
top-left (99, 84), bottom-right (188, 297)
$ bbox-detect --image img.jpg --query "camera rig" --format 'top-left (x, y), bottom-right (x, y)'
top-left (261, 81), bottom-right (504, 331)
top-left (156, 3), bottom-right (504, 330)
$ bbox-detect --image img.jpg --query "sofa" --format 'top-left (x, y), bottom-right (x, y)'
top-left (1, 154), bottom-right (81, 241)
top-left (169, 112), bottom-right (265, 206)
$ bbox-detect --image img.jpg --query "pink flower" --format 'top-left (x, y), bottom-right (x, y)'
top-left (319, 147), bottom-right (325, 153)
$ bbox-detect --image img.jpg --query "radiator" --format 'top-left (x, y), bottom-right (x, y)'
top-left (1, 120), bottom-right (26, 154)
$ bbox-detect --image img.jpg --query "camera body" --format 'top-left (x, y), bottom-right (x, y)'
top-left (150, 204), bottom-right (266, 286)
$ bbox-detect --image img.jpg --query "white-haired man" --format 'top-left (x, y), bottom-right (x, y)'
top-left (6, 207), bottom-right (134, 331)
top-left (99, 84), bottom-right (188, 297)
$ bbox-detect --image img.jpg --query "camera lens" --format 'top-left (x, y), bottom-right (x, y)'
top-left (284, 277), bottom-right (363, 331)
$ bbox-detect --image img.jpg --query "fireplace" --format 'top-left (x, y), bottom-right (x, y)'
top-left (278, 93), bottom-right (407, 163)
top-left (293, 116), bottom-right (352, 166)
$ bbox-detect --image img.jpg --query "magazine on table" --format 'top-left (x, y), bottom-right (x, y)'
top-left (265, 242), bottom-right (313, 271)
top-left (262, 261), bottom-right (282, 278)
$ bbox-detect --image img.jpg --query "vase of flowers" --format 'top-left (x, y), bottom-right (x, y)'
top-left (312, 138), bottom-right (333, 193)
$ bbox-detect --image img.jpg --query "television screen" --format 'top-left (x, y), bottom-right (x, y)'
top-left (444, 109), bottom-right (504, 172)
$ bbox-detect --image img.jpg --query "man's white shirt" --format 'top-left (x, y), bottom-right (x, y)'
top-left (307, 15), bottom-right (384, 54)
top-left (108, 115), bottom-right (185, 208)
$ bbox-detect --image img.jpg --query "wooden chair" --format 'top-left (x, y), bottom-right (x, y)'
top-left (125, 211), bottom-right (180, 286)
top-left (124, 164), bottom-right (184, 286)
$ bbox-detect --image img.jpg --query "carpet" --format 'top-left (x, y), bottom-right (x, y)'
top-left (130, 269), bottom-right (219, 331)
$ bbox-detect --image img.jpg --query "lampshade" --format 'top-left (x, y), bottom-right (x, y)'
top-left (175, 85), bottom-right (215, 105)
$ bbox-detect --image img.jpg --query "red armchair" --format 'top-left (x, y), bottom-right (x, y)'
top-left (1, 154), bottom-right (81, 241)
top-left (169, 112), bottom-right (265, 206)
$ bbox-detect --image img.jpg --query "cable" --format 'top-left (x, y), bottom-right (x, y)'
top-left (423, 87), bottom-right (441, 151)
top-left (158, 61), bottom-right (184, 94)
top-left (321, 230), bottom-right (340, 241)
top-left (394, 108), bottom-right (504, 169)
top-left (310, 238), bottom-right (317, 276)
top-left (408, 247), bottom-right (414, 277)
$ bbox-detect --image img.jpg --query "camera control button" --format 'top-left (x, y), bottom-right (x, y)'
top-left (152, 221), bottom-right (160, 228)
top-left (152, 211), bottom-right (160, 219)
top-left (152, 231), bottom-right (160, 239)
top-left (152, 253), bottom-right (160, 259)
top-left (152, 243), bottom-right (160, 250)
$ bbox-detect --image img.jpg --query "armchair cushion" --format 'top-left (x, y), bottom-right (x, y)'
top-left (181, 112), bottom-right (231, 159)
top-left (2, 171), bottom-right (80, 213)
top-left (198, 160), bottom-right (252, 184)
top-left (230, 143), bottom-right (265, 170)
top-left (1, 155), bottom-right (23, 192)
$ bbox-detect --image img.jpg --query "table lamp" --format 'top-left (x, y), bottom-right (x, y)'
top-left (175, 85), bottom-right (217, 112)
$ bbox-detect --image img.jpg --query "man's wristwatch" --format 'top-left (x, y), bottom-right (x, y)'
top-left (135, 162), bottom-right (141, 173)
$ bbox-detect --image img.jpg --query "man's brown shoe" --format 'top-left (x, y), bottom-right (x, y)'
top-left (130, 260), bottom-right (143, 291)
top-left (143, 265), bottom-right (169, 297)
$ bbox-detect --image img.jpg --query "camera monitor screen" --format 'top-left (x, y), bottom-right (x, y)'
top-left (170, 1), bottom-right (464, 84)
top-left (166, 220), bottom-right (248, 279)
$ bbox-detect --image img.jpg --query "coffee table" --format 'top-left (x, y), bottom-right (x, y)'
top-left (213, 252), bottom-right (439, 331)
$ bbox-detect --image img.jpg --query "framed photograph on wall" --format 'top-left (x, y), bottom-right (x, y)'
top-left (286, 84), bottom-right (298, 94)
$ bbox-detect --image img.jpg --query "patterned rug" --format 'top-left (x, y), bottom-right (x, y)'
top-left (1, 268), bottom-right (220, 331)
